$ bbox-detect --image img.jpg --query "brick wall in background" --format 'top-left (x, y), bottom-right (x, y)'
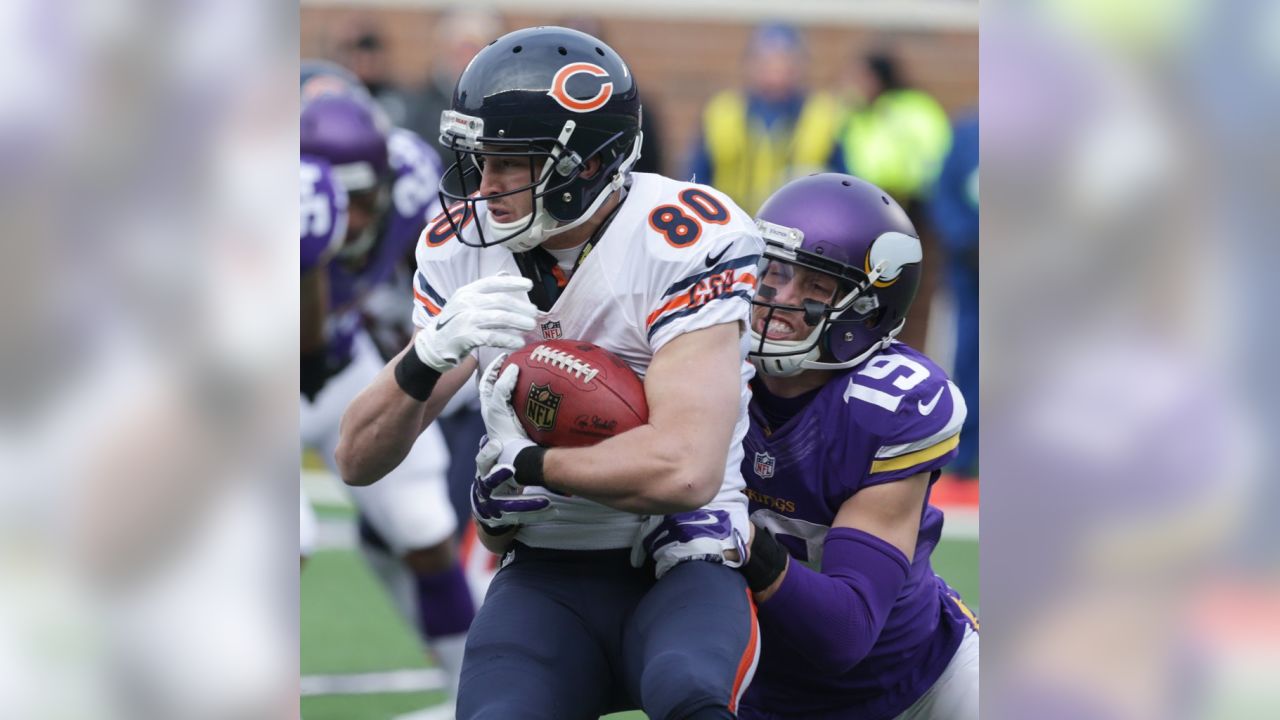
top-left (301, 7), bottom-right (977, 179)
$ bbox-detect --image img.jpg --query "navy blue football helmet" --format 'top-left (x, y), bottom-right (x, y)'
top-left (437, 26), bottom-right (643, 251)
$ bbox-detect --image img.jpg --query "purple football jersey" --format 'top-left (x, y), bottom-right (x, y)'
top-left (325, 128), bottom-right (443, 365)
top-left (741, 342), bottom-right (975, 720)
top-left (300, 155), bottom-right (347, 272)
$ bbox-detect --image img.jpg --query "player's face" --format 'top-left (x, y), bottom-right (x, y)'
top-left (478, 153), bottom-right (536, 223)
top-left (752, 259), bottom-right (840, 341)
top-left (344, 188), bottom-right (380, 245)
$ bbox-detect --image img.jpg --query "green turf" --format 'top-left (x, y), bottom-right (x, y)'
top-left (302, 550), bottom-right (431, 674)
top-left (932, 537), bottom-right (980, 609)
top-left (302, 691), bottom-right (449, 720)
top-left (302, 534), bottom-right (977, 719)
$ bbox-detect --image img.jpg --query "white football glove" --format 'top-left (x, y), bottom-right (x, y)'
top-left (479, 354), bottom-right (537, 468)
top-left (414, 275), bottom-right (538, 371)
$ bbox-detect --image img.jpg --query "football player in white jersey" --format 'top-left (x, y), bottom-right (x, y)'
top-left (337, 27), bottom-right (763, 720)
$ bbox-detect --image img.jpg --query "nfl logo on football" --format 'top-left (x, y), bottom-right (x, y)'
top-left (525, 383), bottom-right (562, 431)
top-left (541, 320), bottom-right (563, 340)
top-left (753, 451), bottom-right (775, 479)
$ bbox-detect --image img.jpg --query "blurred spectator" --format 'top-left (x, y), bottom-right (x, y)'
top-left (930, 110), bottom-right (979, 480)
top-left (830, 49), bottom-right (951, 204)
top-left (831, 47), bottom-right (951, 348)
top-left (687, 23), bottom-right (840, 212)
top-left (340, 25), bottom-right (419, 131)
top-left (415, 9), bottom-right (505, 193)
top-left (559, 15), bottom-right (667, 175)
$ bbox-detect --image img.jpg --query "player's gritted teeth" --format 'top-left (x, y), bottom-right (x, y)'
top-left (754, 310), bottom-right (805, 341)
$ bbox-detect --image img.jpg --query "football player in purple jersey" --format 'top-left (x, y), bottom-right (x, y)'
top-left (300, 91), bottom-right (478, 711)
top-left (735, 174), bottom-right (978, 720)
top-left (300, 154), bottom-right (346, 570)
top-left (300, 154), bottom-right (347, 402)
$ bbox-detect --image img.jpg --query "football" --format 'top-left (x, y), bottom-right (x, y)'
top-left (502, 339), bottom-right (649, 447)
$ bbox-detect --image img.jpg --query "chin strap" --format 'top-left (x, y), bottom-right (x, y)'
top-left (538, 133), bottom-right (641, 243)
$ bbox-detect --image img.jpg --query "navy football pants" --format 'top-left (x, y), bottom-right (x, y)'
top-left (457, 544), bottom-right (758, 720)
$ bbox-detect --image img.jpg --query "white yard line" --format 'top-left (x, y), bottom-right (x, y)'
top-left (302, 469), bottom-right (351, 508)
top-left (943, 509), bottom-right (979, 541)
top-left (301, 668), bottom-right (446, 697)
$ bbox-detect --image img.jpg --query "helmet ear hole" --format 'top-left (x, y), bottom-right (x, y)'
top-left (864, 307), bottom-right (886, 328)
top-left (578, 155), bottom-right (602, 180)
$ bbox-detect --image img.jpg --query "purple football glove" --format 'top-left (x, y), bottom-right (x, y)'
top-left (470, 436), bottom-right (553, 532)
top-left (630, 509), bottom-right (747, 578)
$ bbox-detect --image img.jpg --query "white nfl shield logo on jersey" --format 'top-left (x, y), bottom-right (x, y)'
top-left (753, 452), bottom-right (775, 479)
top-left (541, 320), bottom-right (563, 340)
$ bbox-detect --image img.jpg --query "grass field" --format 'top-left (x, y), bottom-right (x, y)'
top-left (301, 492), bottom-right (978, 720)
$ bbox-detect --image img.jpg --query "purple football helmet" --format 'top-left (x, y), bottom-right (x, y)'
top-left (300, 94), bottom-right (391, 259)
top-left (300, 59), bottom-right (367, 104)
top-left (749, 174), bottom-right (923, 376)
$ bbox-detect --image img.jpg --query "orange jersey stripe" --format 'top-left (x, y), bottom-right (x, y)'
top-left (646, 293), bottom-right (694, 329)
top-left (414, 290), bottom-right (442, 316)
top-left (729, 589), bottom-right (760, 712)
top-left (644, 272), bottom-right (758, 330)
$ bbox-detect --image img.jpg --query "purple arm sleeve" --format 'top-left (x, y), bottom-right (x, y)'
top-left (756, 526), bottom-right (911, 674)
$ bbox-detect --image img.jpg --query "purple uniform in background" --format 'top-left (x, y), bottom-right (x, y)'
top-left (300, 154), bottom-right (347, 272)
top-left (742, 341), bottom-right (975, 720)
top-left (324, 127), bottom-right (442, 366)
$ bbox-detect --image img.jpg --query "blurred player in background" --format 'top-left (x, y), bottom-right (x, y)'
top-left (300, 154), bottom-right (346, 569)
top-left (299, 82), bottom-right (475, 714)
top-left (337, 26), bottom-right (762, 720)
top-left (399, 10), bottom-right (510, 546)
top-left (736, 175), bottom-right (978, 720)
top-left (687, 23), bottom-right (840, 212)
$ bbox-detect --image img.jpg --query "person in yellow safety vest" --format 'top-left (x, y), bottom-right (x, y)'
top-left (829, 51), bottom-right (952, 206)
top-left (687, 23), bottom-right (841, 214)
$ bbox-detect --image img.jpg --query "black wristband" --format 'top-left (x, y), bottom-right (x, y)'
top-left (300, 350), bottom-right (329, 402)
top-left (394, 350), bottom-right (442, 402)
top-left (513, 446), bottom-right (548, 487)
top-left (741, 527), bottom-right (790, 592)
top-left (477, 519), bottom-right (515, 537)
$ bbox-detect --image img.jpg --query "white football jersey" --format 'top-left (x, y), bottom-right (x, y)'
top-left (413, 173), bottom-right (763, 550)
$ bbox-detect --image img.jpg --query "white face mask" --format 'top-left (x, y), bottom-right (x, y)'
top-left (483, 134), bottom-right (642, 253)
top-left (483, 197), bottom-right (557, 253)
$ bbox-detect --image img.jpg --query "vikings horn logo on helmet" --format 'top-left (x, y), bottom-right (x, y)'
top-left (865, 231), bottom-right (923, 287)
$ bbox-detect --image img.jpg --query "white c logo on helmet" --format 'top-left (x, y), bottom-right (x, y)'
top-left (547, 63), bottom-right (614, 113)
